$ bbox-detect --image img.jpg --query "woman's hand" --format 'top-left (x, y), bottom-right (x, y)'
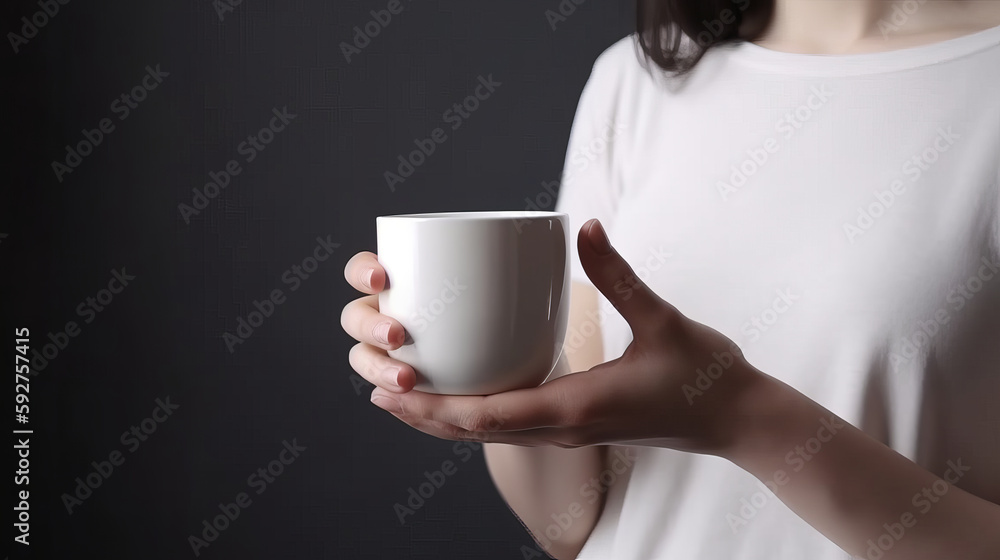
top-left (362, 219), bottom-right (766, 455)
top-left (345, 221), bottom-right (1000, 560)
top-left (340, 251), bottom-right (420, 394)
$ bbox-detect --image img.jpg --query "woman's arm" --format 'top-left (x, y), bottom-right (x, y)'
top-left (722, 373), bottom-right (1000, 560)
top-left (368, 220), bottom-right (1000, 559)
top-left (483, 283), bottom-right (608, 560)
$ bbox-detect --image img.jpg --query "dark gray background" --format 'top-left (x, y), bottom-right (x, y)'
top-left (4, 0), bottom-right (633, 558)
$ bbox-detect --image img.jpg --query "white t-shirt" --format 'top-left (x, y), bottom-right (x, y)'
top-left (554, 27), bottom-right (1000, 560)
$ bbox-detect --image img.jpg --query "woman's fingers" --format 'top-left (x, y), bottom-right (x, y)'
top-left (341, 250), bottom-right (406, 348)
top-left (341, 251), bottom-right (416, 391)
top-left (344, 251), bottom-right (387, 294)
top-left (340, 294), bottom-right (406, 350)
top-left (349, 343), bottom-right (417, 393)
top-left (370, 401), bottom-right (591, 448)
top-left (369, 369), bottom-right (608, 433)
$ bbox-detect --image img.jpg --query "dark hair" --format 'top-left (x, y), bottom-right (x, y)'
top-left (636, 0), bottom-right (775, 74)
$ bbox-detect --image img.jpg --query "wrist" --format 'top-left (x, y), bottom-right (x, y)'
top-left (716, 369), bottom-right (816, 469)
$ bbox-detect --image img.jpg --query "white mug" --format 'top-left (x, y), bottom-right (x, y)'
top-left (376, 211), bottom-right (570, 395)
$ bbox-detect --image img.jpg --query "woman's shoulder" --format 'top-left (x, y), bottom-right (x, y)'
top-left (576, 33), bottom-right (695, 138)
top-left (589, 34), bottom-right (649, 85)
top-left (577, 34), bottom-right (666, 120)
top-left (585, 33), bottom-right (706, 103)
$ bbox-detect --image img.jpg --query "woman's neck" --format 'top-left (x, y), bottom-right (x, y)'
top-left (750, 0), bottom-right (1000, 54)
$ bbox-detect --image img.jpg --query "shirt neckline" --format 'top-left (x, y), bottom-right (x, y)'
top-left (725, 23), bottom-right (1000, 76)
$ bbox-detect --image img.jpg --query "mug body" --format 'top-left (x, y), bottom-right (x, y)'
top-left (376, 211), bottom-right (569, 395)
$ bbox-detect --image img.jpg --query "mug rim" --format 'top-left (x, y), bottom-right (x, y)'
top-left (377, 211), bottom-right (566, 221)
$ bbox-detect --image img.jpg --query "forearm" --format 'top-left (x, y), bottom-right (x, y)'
top-left (483, 353), bottom-right (606, 558)
top-left (484, 443), bottom-right (606, 559)
top-left (723, 372), bottom-right (1000, 560)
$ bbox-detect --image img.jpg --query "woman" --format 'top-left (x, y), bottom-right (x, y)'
top-left (341, 1), bottom-right (1000, 558)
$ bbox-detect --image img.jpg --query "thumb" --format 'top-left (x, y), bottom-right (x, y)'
top-left (578, 219), bottom-right (676, 332)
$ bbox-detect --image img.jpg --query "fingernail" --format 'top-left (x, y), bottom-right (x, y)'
top-left (381, 366), bottom-right (401, 387)
top-left (373, 321), bottom-right (391, 344)
top-left (361, 268), bottom-right (374, 289)
top-left (371, 394), bottom-right (402, 414)
top-left (588, 220), bottom-right (613, 255)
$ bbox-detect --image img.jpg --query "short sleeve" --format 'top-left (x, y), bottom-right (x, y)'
top-left (554, 38), bottom-right (631, 286)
